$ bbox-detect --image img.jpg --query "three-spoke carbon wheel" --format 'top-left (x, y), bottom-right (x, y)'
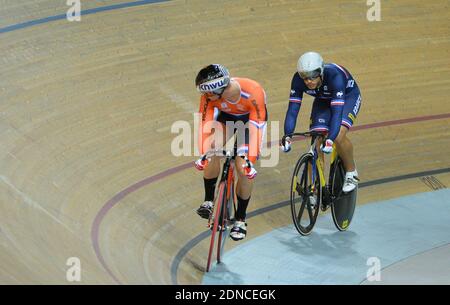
top-left (290, 153), bottom-right (322, 236)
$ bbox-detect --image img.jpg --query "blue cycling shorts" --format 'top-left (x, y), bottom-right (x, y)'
top-left (309, 89), bottom-right (362, 132)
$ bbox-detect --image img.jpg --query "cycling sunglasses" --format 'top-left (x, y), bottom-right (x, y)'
top-left (299, 68), bottom-right (321, 80)
top-left (209, 87), bottom-right (226, 95)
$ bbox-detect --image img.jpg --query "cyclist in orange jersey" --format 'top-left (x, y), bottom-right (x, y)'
top-left (194, 64), bottom-right (267, 241)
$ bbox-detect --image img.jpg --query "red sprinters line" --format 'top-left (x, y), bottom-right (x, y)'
top-left (91, 113), bottom-right (450, 283)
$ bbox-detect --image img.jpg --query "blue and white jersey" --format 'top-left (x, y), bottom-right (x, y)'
top-left (284, 63), bottom-right (360, 141)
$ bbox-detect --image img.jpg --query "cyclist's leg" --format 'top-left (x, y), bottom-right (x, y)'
top-left (334, 128), bottom-right (358, 193)
top-left (309, 98), bottom-right (330, 175)
top-left (334, 91), bottom-right (361, 172)
top-left (232, 116), bottom-right (252, 240)
top-left (334, 126), bottom-right (355, 172)
top-left (198, 161), bottom-right (221, 218)
top-left (309, 98), bottom-right (331, 135)
top-left (334, 91), bottom-right (362, 192)
top-left (235, 155), bottom-right (253, 216)
top-left (203, 110), bottom-right (226, 179)
top-left (203, 111), bottom-right (231, 179)
top-left (199, 152), bottom-right (221, 216)
top-left (235, 116), bottom-right (253, 219)
top-left (197, 112), bottom-right (226, 218)
top-left (204, 155), bottom-right (221, 179)
top-left (231, 157), bottom-right (251, 240)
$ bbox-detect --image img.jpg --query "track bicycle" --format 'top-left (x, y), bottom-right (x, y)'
top-left (198, 144), bottom-right (253, 272)
top-left (282, 131), bottom-right (358, 236)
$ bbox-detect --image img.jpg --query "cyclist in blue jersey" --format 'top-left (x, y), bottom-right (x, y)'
top-left (281, 51), bottom-right (361, 194)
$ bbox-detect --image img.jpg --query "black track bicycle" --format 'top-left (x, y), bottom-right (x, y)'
top-left (282, 131), bottom-right (358, 236)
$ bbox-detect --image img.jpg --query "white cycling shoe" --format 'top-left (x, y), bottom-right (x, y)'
top-left (343, 171), bottom-right (359, 193)
top-left (230, 221), bottom-right (247, 241)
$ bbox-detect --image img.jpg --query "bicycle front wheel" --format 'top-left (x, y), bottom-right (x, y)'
top-left (290, 153), bottom-right (322, 236)
top-left (206, 181), bottom-right (226, 272)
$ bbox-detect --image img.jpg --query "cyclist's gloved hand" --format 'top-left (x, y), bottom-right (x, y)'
top-left (194, 158), bottom-right (208, 171)
top-left (321, 139), bottom-right (334, 154)
top-left (280, 136), bottom-right (292, 153)
top-left (243, 163), bottom-right (257, 179)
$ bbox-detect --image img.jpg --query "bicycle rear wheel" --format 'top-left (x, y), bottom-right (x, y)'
top-left (290, 153), bottom-right (322, 236)
top-left (330, 157), bottom-right (357, 231)
top-left (206, 181), bottom-right (226, 272)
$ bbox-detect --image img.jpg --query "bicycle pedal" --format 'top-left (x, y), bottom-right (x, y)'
top-left (320, 204), bottom-right (330, 212)
top-left (208, 223), bottom-right (228, 232)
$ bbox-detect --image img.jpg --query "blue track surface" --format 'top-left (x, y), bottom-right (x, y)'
top-left (203, 189), bottom-right (450, 284)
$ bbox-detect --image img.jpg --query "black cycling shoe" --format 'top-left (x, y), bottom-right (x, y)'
top-left (196, 201), bottom-right (213, 219)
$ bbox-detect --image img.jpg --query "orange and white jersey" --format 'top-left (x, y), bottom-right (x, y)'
top-left (198, 77), bottom-right (267, 163)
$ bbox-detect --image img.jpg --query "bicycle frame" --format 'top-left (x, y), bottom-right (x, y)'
top-left (309, 136), bottom-right (339, 194)
top-left (290, 132), bottom-right (337, 195)
top-left (216, 152), bottom-right (236, 264)
top-left (201, 148), bottom-right (251, 272)
top-left (205, 150), bottom-right (237, 229)
top-left (284, 131), bottom-right (357, 234)
top-left (221, 151), bottom-right (237, 202)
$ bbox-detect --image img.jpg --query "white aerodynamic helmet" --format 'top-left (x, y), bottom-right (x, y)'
top-left (297, 51), bottom-right (324, 79)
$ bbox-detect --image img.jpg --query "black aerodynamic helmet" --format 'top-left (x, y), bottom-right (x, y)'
top-left (195, 64), bottom-right (230, 95)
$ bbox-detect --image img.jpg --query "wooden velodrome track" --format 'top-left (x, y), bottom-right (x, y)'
top-left (0, 0), bottom-right (449, 284)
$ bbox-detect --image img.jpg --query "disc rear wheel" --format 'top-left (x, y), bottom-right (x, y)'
top-left (330, 157), bottom-right (357, 231)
